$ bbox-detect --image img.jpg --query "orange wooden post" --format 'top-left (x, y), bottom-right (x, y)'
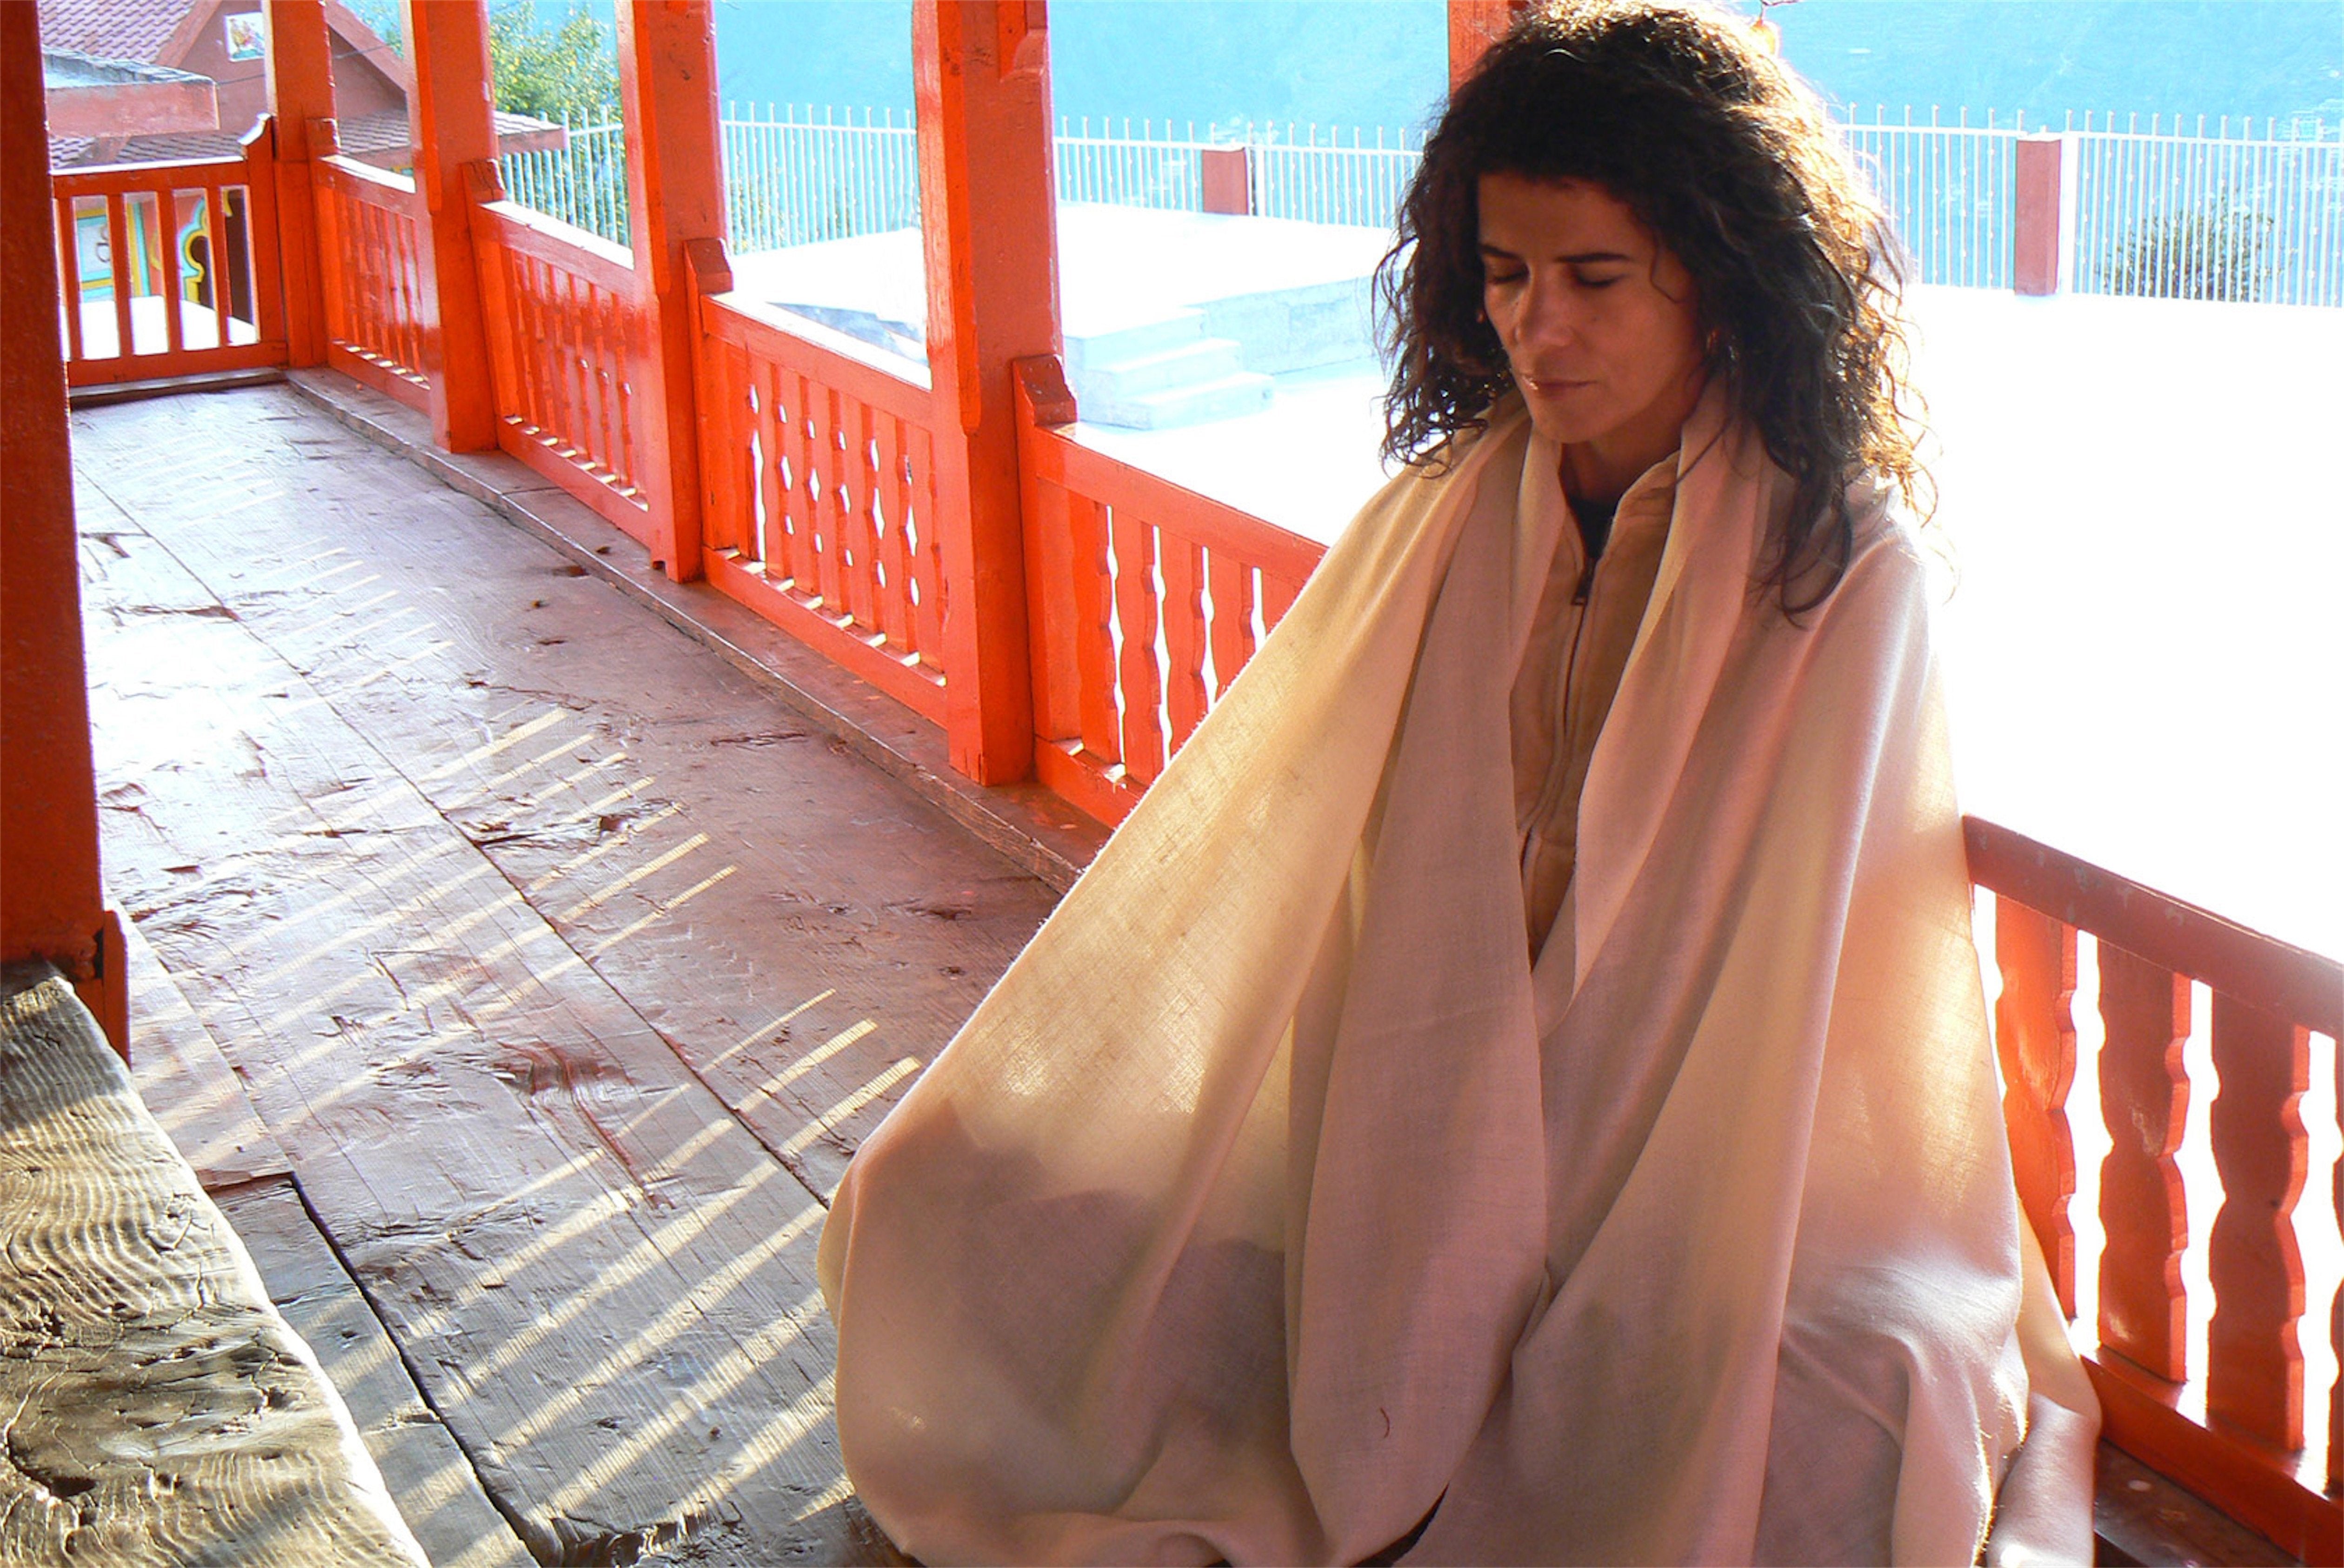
top-left (263, 0), bottom-right (335, 364)
top-left (403, 0), bottom-right (499, 451)
top-left (617, 0), bottom-right (726, 582)
top-left (1448, 0), bottom-right (1527, 89)
top-left (915, 0), bottom-right (1057, 784)
top-left (0, 2), bottom-right (128, 1053)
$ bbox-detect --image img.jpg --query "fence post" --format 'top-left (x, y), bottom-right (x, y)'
top-left (262, 0), bottom-right (334, 365)
top-left (404, 0), bottom-right (499, 451)
top-left (2056, 131), bottom-right (2079, 295)
top-left (914, 0), bottom-right (1059, 785)
top-left (1, 1), bottom-right (127, 1052)
top-left (1448, 0), bottom-right (1527, 88)
top-left (1201, 144), bottom-right (1251, 215)
top-left (2015, 132), bottom-right (2065, 296)
top-left (616, 0), bottom-right (726, 583)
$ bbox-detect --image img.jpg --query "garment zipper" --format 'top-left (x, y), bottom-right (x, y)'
top-left (1529, 530), bottom-right (1602, 838)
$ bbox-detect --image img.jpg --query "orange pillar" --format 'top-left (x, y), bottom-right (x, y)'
top-left (263, 0), bottom-right (335, 364)
top-left (914, 0), bottom-right (1057, 784)
top-left (616, 0), bottom-right (724, 582)
top-left (2014, 133), bottom-right (2066, 297)
top-left (404, 0), bottom-right (499, 451)
top-left (1, 2), bottom-right (128, 1053)
top-left (1447, 0), bottom-right (1526, 89)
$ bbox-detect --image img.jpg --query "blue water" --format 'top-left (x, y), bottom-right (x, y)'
top-left (695, 1), bottom-right (2340, 134)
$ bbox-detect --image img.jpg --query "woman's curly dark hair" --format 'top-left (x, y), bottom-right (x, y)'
top-left (1379, 0), bottom-right (1931, 611)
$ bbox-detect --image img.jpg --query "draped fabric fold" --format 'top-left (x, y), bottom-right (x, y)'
top-left (817, 387), bottom-right (2090, 1566)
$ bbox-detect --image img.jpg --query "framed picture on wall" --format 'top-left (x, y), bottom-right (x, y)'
top-left (224, 12), bottom-right (265, 61)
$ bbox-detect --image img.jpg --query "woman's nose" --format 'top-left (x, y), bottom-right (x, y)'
top-left (1507, 276), bottom-right (1584, 350)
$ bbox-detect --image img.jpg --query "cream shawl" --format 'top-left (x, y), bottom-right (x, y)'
top-left (817, 388), bottom-right (2095, 1565)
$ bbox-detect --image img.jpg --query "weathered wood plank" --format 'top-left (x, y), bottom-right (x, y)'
top-left (122, 907), bottom-right (288, 1191)
top-left (0, 965), bottom-right (428, 1568)
top-left (73, 387), bottom-right (985, 1563)
top-left (216, 1178), bottom-right (535, 1568)
top-left (74, 385), bottom-right (1052, 1205)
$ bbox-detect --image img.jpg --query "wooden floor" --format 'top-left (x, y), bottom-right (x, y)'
top-left (72, 384), bottom-right (1063, 1566)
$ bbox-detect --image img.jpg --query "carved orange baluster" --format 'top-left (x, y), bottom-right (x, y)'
top-left (511, 255), bottom-right (543, 434)
top-left (2098, 942), bottom-right (2191, 1382)
top-left (594, 283), bottom-right (623, 479)
top-left (754, 362), bottom-right (787, 575)
top-left (2206, 991), bottom-right (2308, 1451)
top-left (612, 296), bottom-right (639, 494)
top-left (875, 413), bottom-right (914, 649)
top-left (780, 369), bottom-right (819, 591)
top-left (2333, 1030), bottom-right (2343, 1494)
top-left (577, 280), bottom-right (609, 475)
top-left (1995, 897), bottom-right (2081, 1314)
top-left (846, 396), bottom-right (881, 631)
top-left (1023, 479), bottom-right (1079, 744)
top-left (714, 342), bottom-right (747, 559)
top-left (908, 422), bottom-right (945, 667)
top-left (1068, 496), bottom-right (1119, 770)
top-left (561, 271), bottom-right (590, 461)
top-left (1205, 551), bottom-right (1256, 699)
top-left (1111, 511), bottom-right (1166, 784)
top-left (818, 384), bottom-right (852, 614)
top-left (400, 209), bottom-right (425, 376)
top-left (1160, 532), bottom-right (1209, 754)
top-left (547, 266), bottom-right (578, 454)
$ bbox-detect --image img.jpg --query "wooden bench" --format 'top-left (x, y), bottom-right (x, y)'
top-left (0, 963), bottom-right (427, 1567)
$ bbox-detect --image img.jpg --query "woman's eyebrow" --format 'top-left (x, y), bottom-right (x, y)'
top-left (1476, 242), bottom-right (1638, 265)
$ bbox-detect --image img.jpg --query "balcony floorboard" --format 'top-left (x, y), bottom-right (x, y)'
top-left (71, 383), bottom-right (1061, 1565)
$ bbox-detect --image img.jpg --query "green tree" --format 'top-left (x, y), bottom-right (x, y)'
top-left (2102, 190), bottom-right (2277, 303)
top-left (488, 1), bottom-right (619, 122)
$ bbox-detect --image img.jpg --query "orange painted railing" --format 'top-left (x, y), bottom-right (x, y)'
top-left (1012, 357), bottom-right (1324, 825)
top-left (311, 144), bottom-right (428, 410)
top-left (689, 250), bottom-right (949, 721)
top-left (1971, 818), bottom-right (2343, 1561)
top-left (467, 179), bottom-right (650, 538)
top-left (50, 125), bottom-right (286, 388)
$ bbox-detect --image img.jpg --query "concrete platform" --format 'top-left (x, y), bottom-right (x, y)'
top-left (729, 203), bottom-right (1389, 428)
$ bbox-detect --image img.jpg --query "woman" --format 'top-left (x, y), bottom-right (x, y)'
top-left (819, 3), bottom-right (2098, 1561)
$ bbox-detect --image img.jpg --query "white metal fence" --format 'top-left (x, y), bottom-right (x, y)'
top-left (2068, 114), bottom-right (2342, 307)
top-left (1836, 108), bottom-right (2020, 290)
top-left (500, 114), bottom-right (630, 246)
top-left (723, 105), bottom-right (920, 251)
top-left (1055, 117), bottom-right (1204, 211)
top-left (1252, 124), bottom-right (1423, 228)
top-left (496, 104), bottom-right (2342, 306)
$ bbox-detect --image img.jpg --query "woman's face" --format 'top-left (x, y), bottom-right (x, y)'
top-left (1477, 172), bottom-right (1709, 494)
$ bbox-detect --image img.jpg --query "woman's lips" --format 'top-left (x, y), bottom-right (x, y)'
top-left (1521, 373), bottom-right (1593, 393)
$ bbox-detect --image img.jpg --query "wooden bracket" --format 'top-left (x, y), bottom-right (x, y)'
top-left (683, 236), bottom-right (734, 298)
top-left (1013, 353), bottom-right (1077, 427)
top-left (460, 158), bottom-right (505, 206)
top-left (997, 0), bottom-right (1048, 78)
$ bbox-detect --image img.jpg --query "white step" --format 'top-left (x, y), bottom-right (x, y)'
top-left (1074, 337), bottom-right (1246, 400)
top-left (1082, 371), bottom-right (1275, 431)
top-left (1064, 310), bottom-right (1206, 372)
